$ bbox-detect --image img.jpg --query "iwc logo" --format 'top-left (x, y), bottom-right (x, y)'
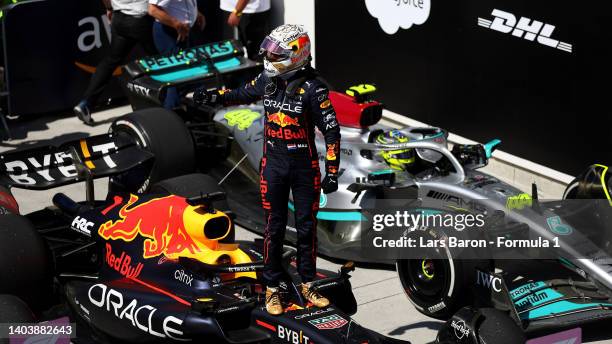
top-left (365, 0), bottom-right (431, 35)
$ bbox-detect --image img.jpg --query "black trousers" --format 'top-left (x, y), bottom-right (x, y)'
top-left (260, 154), bottom-right (321, 287)
top-left (82, 12), bottom-right (157, 105)
top-left (222, 10), bottom-right (270, 61)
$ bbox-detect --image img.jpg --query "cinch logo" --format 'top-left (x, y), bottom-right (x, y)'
top-left (478, 9), bottom-right (573, 53)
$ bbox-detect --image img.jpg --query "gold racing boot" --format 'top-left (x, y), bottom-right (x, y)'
top-left (301, 282), bottom-right (330, 308)
top-left (265, 287), bottom-right (283, 315)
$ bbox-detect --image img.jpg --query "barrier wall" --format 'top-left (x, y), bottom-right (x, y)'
top-left (314, 0), bottom-right (611, 176)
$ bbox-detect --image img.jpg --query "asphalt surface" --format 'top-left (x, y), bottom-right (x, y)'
top-left (2, 105), bottom-right (610, 344)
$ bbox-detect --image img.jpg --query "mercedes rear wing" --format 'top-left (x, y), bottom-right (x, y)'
top-left (0, 133), bottom-right (153, 190)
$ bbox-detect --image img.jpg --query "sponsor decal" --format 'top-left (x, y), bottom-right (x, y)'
top-left (98, 195), bottom-right (200, 259)
top-left (224, 109), bottom-right (261, 130)
top-left (365, 0), bottom-right (431, 35)
top-left (478, 9), bottom-right (573, 53)
top-left (3, 141), bottom-right (117, 186)
top-left (510, 282), bottom-right (542, 300)
top-left (294, 307), bottom-right (333, 319)
top-left (288, 35), bottom-right (310, 64)
top-left (278, 324), bottom-right (311, 343)
top-left (265, 82), bottom-right (278, 95)
top-left (451, 319), bottom-right (469, 340)
top-left (75, 14), bottom-right (122, 75)
top-left (71, 216), bottom-right (94, 236)
top-left (139, 42), bottom-right (232, 70)
top-left (317, 94), bottom-right (327, 102)
top-left (174, 269), bottom-right (193, 286)
top-left (105, 243), bottom-right (143, 279)
top-left (427, 301), bottom-right (446, 313)
top-left (287, 143), bottom-right (297, 151)
top-left (308, 314), bottom-right (348, 330)
top-left (326, 144), bottom-right (337, 161)
top-left (546, 216), bottom-right (573, 235)
top-left (264, 99), bottom-right (303, 113)
top-left (506, 193), bottom-right (532, 210)
top-left (126, 82), bottom-right (151, 97)
top-left (297, 88), bottom-right (306, 95)
top-left (475, 270), bottom-right (502, 292)
top-left (267, 112), bottom-right (300, 127)
top-left (88, 284), bottom-right (186, 340)
top-left (319, 99), bottom-right (331, 109)
top-left (516, 291), bottom-right (549, 309)
top-left (266, 127), bottom-right (307, 140)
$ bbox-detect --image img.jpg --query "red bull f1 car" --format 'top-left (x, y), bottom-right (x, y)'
top-left (0, 109), bottom-right (527, 343)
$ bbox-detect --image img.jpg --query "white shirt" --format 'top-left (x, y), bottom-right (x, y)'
top-left (149, 0), bottom-right (198, 27)
top-left (220, 0), bottom-right (270, 14)
top-left (111, 0), bottom-right (149, 17)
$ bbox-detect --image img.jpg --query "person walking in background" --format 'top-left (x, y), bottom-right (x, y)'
top-left (148, 0), bottom-right (205, 109)
top-left (74, 0), bottom-right (157, 126)
top-left (220, 0), bottom-right (270, 61)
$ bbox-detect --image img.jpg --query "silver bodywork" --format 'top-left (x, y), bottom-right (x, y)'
top-left (212, 104), bottom-right (612, 293)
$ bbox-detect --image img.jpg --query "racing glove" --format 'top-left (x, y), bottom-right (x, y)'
top-left (321, 174), bottom-right (339, 194)
top-left (193, 88), bottom-right (223, 106)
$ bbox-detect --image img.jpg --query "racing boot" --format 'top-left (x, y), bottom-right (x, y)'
top-left (265, 287), bottom-right (283, 315)
top-left (301, 283), bottom-right (329, 308)
top-left (74, 100), bottom-right (94, 126)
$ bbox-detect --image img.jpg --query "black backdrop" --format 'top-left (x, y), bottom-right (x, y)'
top-left (315, 0), bottom-right (612, 175)
top-left (2, 0), bottom-right (223, 117)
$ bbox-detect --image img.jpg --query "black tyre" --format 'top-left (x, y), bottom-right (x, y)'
top-left (0, 215), bottom-right (53, 309)
top-left (396, 231), bottom-right (492, 320)
top-left (0, 295), bottom-right (35, 344)
top-left (110, 108), bottom-right (196, 193)
top-left (0, 295), bottom-right (35, 322)
top-left (151, 173), bottom-right (234, 242)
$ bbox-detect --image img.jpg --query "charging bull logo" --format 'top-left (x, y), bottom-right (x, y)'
top-left (98, 195), bottom-right (200, 259)
top-left (288, 35), bottom-right (310, 63)
top-left (268, 112), bottom-right (300, 127)
top-left (326, 144), bottom-right (337, 161)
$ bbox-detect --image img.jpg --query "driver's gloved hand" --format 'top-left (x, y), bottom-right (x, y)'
top-left (322, 174), bottom-right (339, 194)
top-left (193, 88), bottom-right (222, 106)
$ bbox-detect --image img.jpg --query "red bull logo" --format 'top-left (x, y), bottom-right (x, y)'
top-left (105, 243), bottom-right (143, 278)
top-left (98, 195), bottom-right (200, 259)
top-left (326, 144), bottom-right (337, 161)
top-left (267, 112), bottom-right (300, 127)
top-left (288, 35), bottom-right (310, 63)
top-left (266, 127), bottom-right (307, 140)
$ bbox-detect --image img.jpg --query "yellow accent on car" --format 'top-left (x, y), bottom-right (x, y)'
top-left (177, 206), bottom-right (257, 279)
top-left (506, 193), bottom-right (533, 210)
top-left (594, 164), bottom-right (612, 206)
top-left (346, 84), bottom-right (376, 97)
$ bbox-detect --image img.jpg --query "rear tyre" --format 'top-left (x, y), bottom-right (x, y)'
top-left (0, 215), bottom-right (53, 310)
top-left (151, 173), bottom-right (234, 242)
top-left (396, 230), bottom-right (492, 320)
top-left (0, 295), bottom-right (35, 322)
top-left (110, 108), bottom-right (196, 193)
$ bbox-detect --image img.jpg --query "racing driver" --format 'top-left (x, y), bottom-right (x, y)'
top-left (193, 24), bottom-right (340, 315)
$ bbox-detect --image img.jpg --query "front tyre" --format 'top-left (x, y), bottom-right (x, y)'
top-left (396, 232), bottom-right (492, 319)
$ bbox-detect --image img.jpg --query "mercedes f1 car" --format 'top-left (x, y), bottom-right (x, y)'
top-left (0, 110), bottom-right (528, 343)
top-left (120, 40), bottom-right (612, 339)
